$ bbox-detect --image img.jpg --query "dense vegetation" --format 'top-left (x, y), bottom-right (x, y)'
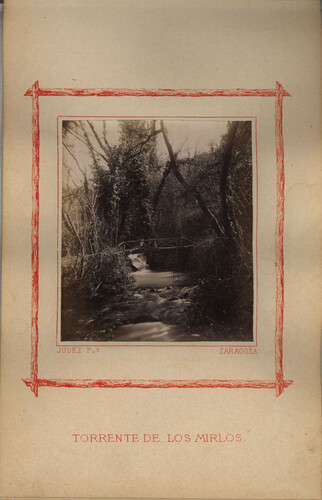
top-left (62, 119), bottom-right (253, 340)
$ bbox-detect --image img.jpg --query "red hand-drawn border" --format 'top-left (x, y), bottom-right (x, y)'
top-left (22, 82), bottom-right (292, 397)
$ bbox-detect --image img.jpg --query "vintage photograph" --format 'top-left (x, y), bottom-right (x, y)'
top-left (60, 118), bottom-right (254, 342)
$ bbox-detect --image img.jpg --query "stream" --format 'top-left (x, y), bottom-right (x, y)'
top-left (110, 253), bottom-right (205, 342)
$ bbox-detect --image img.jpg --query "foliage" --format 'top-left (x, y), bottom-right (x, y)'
top-left (80, 248), bottom-right (134, 300)
top-left (62, 118), bottom-right (253, 339)
top-left (91, 120), bottom-right (158, 243)
top-left (188, 236), bottom-right (253, 339)
top-left (187, 122), bottom-right (253, 339)
top-left (62, 120), bottom-right (159, 301)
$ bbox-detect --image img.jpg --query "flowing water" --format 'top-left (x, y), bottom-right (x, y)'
top-left (111, 253), bottom-right (204, 342)
top-left (128, 253), bottom-right (188, 288)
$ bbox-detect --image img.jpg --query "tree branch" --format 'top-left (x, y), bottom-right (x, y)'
top-left (87, 120), bottom-right (112, 154)
top-left (125, 128), bottom-right (161, 161)
top-left (63, 141), bottom-right (87, 180)
top-left (160, 120), bottom-right (223, 237)
top-left (220, 121), bottom-right (239, 237)
top-left (79, 122), bottom-right (110, 165)
top-left (102, 121), bottom-right (112, 152)
top-left (153, 161), bottom-right (172, 210)
top-left (63, 210), bottom-right (84, 252)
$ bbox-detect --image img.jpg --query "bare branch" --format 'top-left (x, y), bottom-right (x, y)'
top-left (74, 121), bottom-right (110, 165)
top-left (63, 141), bottom-right (87, 180)
top-left (87, 120), bottom-right (112, 154)
top-left (125, 128), bottom-right (161, 161)
top-left (153, 162), bottom-right (172, 210)
top-left (220, 121), bottom-right (239, 237)
top-left (160, 120), bottom-right (223, 237)
top-left (102, 121), bottom-right (111, 151)
top-left (62, 210), bottom-right (84, 252)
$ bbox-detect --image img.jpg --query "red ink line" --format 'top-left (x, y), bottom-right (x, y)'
top-left (24, 87), bottom-right (291, 98)
top-left (57, 115), bottom-right (256, 119)
top-left (22, 378), bottom-right (293, 390)
top-left (275, 82), bottom-right (286, 397)
top-left (31, 81), bottom-right (40, 398)
top-left (55, 343), bottom-right (257, 348)
top-left (24, 82), bottom-right (291, 397)
top-left (255, 117), bottom-right (259, 347)
top-left (56, 116), bottom-right (60, 345)
top-left (55, 115), bottom-right (258, 349)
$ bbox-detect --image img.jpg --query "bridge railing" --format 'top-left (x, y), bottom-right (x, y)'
top-left (117, 237), bottom-right (197, 253)
top-left (64, 238), bottom-right (197, 264)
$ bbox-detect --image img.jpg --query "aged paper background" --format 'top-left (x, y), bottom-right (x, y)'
top-left (0, 0), bottom-right (321, 498)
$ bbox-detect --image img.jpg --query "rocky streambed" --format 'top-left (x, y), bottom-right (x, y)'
top-left (66, 253), bottom-right (207, 342)
top-left (73, 283), bottom-right (206, 342)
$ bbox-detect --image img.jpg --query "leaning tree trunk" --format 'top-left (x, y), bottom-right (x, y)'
top-left (219, 121), bottom-right (239, 239)
top-left (160, 120), bottom-right (223, 238)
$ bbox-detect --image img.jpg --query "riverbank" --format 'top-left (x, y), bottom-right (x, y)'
top-left (61, 250), bottom-right (252, 342)
top-left (61, 280), bottom-right (207, 342)
top-left (61, 251), bottom-right (203, 341)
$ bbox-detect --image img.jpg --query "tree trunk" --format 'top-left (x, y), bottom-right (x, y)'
top-left (220, 121), bottom-right (239, 237)
top-left (160, 120), bottom-right (223, 237)
top-left (153, 161), bottom-right (172, 210)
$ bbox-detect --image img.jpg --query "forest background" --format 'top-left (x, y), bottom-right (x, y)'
top-left (61, 119), bottom-right (253, 341)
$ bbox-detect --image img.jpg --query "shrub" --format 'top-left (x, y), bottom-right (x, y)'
top-left (188, 234), bottom-right (253, 339)
top-left (80, 248), bottom-right (134, 300)
top-left (189, 275), bottom-right (237, 326)
top-left (188, 235), bottom-right (227, 277)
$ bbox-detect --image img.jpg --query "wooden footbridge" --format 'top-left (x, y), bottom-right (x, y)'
top-left (117, 237), bottom-right (196, 254)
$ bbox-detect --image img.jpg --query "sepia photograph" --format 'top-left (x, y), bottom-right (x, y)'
top-left (60, 118), bottom-right (254, 342)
